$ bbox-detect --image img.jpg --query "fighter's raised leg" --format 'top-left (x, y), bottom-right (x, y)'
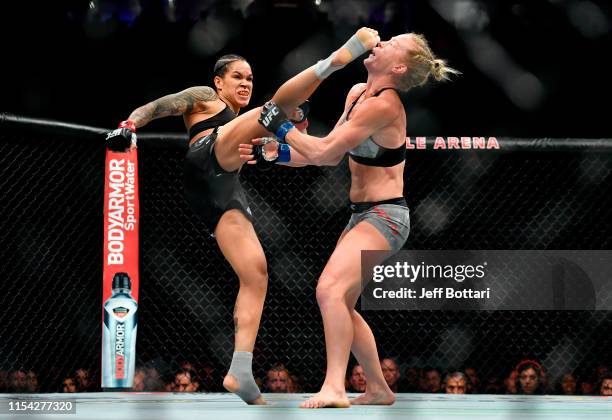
top-left (272, 27), bottom-right (380, 114)
top-left (214, 27), bottom-right (379, 172)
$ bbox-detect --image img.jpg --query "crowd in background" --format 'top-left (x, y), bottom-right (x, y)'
top-left (3, 359), bottom-right (611, 397)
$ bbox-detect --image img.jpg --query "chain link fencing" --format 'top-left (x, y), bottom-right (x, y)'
top-left (0, 114), bottom-right (610, 392)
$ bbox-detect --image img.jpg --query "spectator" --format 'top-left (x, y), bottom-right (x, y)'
top-left (580, 380), bottom-right (594, 395)
top-left (177, 363), bottom-right (201, 392)
top-left (380, 358), bottom-right (401, 393)
top-left (75, 368), bottom-right (94, 392)
top-left (515, 360), bottom-right (545, 395)
top-left (402, 366), bottom-right (420, 392)
top-left (347, 364), bottom-right (367, 393)
top-left (444, 372), bottom-right (468, 394)
top-left (598, 373), bottom-right (612, 396)
top-left (557, 373), bottom-right (577, 395)
top-left (482, 375), bottom-right (502, 394)
top-left (144, 367), bottom-right (165, 392)
top-left (25, 370), bottom-right (39, 393)
top-left (464, 367), bottom-right (479, 393)
top-left (9, 370), bottom-right (28, 393)
top-left (62, 377), bottom-right (77, 393)
top-left (596, 365), bottom-right (609, 382)
top-left (504, 370), bottom-right (518, 394)
top-left (423, 367), bottom-right (442, 393)
top-left (266, 365), bottom-right (290, 393)
top-left (133, 368), bottom-right (146, 391)
top-left (288, 374), bottom-right (304, 393)
top-left (199, 365), bottom-right (216, 391)
top-left (168, 368), bottom-right (199, 392)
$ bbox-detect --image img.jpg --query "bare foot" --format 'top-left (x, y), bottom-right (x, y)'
top-left (332, 27), bottom-right (380, 67)
top-left (300, 389), bottom-right (350, 409)
top-left (350, 389), bottom-right (396, 406)
top-left (223, 374), bottom-right (267, 405)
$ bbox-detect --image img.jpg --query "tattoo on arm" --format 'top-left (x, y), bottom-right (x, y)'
top-left (127, 86), bottom-right (217, 128)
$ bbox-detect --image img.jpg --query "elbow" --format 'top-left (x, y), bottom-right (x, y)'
top-left (310, 139), bottom-right (335, 166)
top-left (330, 154), bottom-right (344, 166)
top-left (310, 150), bottom-right (327, 166)
top-left (316, 154), bottom-right (342, 166)
top-left (311, 156), bottom-right (324, 166)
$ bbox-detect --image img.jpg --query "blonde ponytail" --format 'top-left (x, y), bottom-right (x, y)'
top-left (430, 58), bottom-right (460, 82)
top-left (397, 33), bottom-right (460, 91)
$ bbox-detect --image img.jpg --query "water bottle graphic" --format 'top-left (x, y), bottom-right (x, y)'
top-left (102, 272), bottom-right (138, 388)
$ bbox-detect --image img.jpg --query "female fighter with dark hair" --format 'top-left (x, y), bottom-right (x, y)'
top-left (106, 26), bottom-right (380, 404)
top-left (107, 54), bottom-right (270, 403)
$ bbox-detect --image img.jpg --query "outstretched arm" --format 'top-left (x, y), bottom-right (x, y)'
top-left (245, 83), bottom-right (366, 166)
top-left (126, 86), bottom-right (217, 128)
top-left (106, 86), bottom-right (217, 152)
top-left (244, 93), bottom-right (395, 167)
top-left (240, 138), bottom-right (330, 167)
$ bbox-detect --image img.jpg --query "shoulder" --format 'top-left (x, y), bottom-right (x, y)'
top-left (353, 93), bottom-right (401, 123)
top-left (176, 86), bottom-right (222, 116)
top-left (348, 83), bottom-right (367, 96)
top-left (345, 83), bottom-right (367, 103)
top-left (342, 83), bottom-right (367, 109)
top-left (179, 86), bottom-right (218, 102)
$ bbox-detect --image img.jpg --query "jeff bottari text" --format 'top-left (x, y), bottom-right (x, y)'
top-left (371, 262), bottom-right (491, 300)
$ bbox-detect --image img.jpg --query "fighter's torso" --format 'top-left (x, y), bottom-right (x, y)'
top-left (338, 84), bottom-right (406, 202)
top-left (184, 98), bottom-right (236, 145)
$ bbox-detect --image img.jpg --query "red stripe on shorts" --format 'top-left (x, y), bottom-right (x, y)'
top-left (373, 206), bottom-right (399, 236)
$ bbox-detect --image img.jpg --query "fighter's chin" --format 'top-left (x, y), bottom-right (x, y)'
top-left (235, 96), bottom-right (251, 108)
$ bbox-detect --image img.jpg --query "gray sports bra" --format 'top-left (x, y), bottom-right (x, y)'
top-left (344, 87), bottom-right (406, 167)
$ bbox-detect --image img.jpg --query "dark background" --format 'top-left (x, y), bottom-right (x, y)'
top-left (1, 0), bottom-right (611, 138)
top-left (1, 0), bottom-right (611, 394)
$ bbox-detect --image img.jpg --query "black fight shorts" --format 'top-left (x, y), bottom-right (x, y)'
top-left (184, 132), bottom-right (253, 235)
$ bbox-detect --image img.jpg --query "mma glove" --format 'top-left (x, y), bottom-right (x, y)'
top-left (258, 101), bottom-right (294, 142)
top-left (291, 100), bottom-right (310, 132)
top-left (106, 120), bottom-right (137, 152)
top-left (252, 137), bottom-right (291, 169)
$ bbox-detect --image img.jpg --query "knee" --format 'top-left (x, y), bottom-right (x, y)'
top-left (251, 256), bottom-right (268, 280)
top-left (315, 276), bottom-right (346, 309)
top-left (238, 257), bottom-right (268, 291)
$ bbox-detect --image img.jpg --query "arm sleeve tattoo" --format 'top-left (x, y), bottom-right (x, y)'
top-left (127, 86), bottom-right (217, 128)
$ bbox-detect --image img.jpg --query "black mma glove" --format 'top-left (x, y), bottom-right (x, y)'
top-left (291, 100), bottom-right (310, 132)
top-left (252, 137), bottom-right (292, 169)
top-left (258, 101), bottom-right (295, 141)
top-left (106, 120), bottom-right (137, 152)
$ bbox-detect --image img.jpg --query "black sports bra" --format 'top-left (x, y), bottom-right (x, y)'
top-left (188, 105), bottom-right (236, 140)
top-left (345, 87), bottom-right (406, 167)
